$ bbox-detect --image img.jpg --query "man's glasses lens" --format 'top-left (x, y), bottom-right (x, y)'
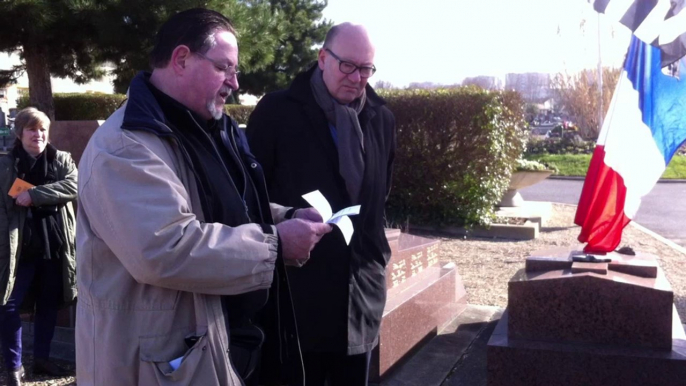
top-left (327, 48), bottom-right (376, 78)
top-left (359, 67), bottom-right (374, 77)
top-left (339, 62), bottom-right (375, 77)
top-left (194, 52), bottom-right (239, 78)
top-left (340, 62), bottom-right (357, 74)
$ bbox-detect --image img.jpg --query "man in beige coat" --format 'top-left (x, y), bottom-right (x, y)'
top-left (75, 9), bottom-right (331, 385)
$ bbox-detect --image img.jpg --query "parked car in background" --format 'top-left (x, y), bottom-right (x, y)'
top-left (546, 123), bottom-right (579, 139)
top-left (531, 127), bottom-right (551, 136)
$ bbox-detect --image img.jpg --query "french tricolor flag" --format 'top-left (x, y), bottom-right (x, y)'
top-left (575, 35), bottom-right (686, 253)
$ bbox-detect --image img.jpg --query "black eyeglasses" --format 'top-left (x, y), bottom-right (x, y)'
top-left (193, 51), bottom-right (240, 78)
top-left (325, 48), bottom-right (376, 78)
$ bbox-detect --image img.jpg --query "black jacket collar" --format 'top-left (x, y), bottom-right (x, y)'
top-left (121, 71), bottom-right (223, 134)
top-left (121, 72), bottom-right (172, 134)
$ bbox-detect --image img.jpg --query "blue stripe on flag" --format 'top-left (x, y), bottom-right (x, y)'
top-left (624, 36), bottom-right (686, 164)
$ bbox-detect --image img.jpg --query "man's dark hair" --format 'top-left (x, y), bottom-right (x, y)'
top-left (149, 8), bottom-right (236, 69)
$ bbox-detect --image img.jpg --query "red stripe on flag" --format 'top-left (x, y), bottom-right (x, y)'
top-left (574, 145), bottom-right (631, 253)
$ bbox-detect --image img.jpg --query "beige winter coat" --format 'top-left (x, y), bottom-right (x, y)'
top-left (76, 105), bottom-right (290, 385)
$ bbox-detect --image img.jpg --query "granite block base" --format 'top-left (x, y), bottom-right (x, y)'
top-left (369, 262), bottom-right (467, 382)
top-left (487, 310), bottom-right (686, 386)
top-left (512, 250), bottom-right (673, 349)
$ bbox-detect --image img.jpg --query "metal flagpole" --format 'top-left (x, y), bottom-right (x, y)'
top-left (597, 12), bottom-right (604, 131)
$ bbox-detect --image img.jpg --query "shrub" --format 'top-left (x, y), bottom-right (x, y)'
top-left (526, 136), bottom-right (595, 155)
top-left (516, 158), bottom-right (548, 171)
top-left (516, 158), bottom-right (559, 174)
top-left (381, 88), bottom-right (526, 227)
top-left (17, 94), bottom-right (260, 124)
top-left (225, 105), bottom-right (255, 125)
top-left (18, 93), bottom-right (127, 120)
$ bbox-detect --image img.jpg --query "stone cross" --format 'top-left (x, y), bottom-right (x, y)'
top-left (526, 249), bottom-right (658, 278)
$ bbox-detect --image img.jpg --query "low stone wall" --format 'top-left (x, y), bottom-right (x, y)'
top-left (50, 120), bottom-right (102, 165)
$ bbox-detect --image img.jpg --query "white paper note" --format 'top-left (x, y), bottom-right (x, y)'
top-left (302, 190), bottom-right (333, 221)
top-left (330, 205), bottom-right (361, 221)
top-left (329, 215), bottom-right (354, 245)
top-left (302, 190), bottom-right (360, 245)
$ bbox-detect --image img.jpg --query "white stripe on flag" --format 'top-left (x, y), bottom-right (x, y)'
top-left (659, 6), bottom-right (686, 45)
top-left (603, 0), bottom-right (636, 22)
top-left (596, 73), bottom-right (622, 146)
top-left (601, 72), bottom-right (666, 219)
top-left (633, 0), bottom-right (671, 43)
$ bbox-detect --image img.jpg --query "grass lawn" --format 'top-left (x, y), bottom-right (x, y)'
top-left (525, 154), bottom-right (686, 179)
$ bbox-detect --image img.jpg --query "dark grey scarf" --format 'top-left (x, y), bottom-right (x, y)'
top-left (13, 144), bottom-right (62, 260)
top-left (310, 67), bottom-right (366, 203)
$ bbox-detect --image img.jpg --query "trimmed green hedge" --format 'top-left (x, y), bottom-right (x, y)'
top-left (526, 136), bottom-right (595, 155)
top-left (25, 89), bottom-right (526, 227)
top-left (17, 94), bottom-right (257, 123)
top-left (225, 89), bottom-right (527, 227)
top-left (224, 105), bottom-right (255, 125)
top-left (381, 88), bottom-right (526, 226)
top-left (18, 93), bottom-right (127, 121)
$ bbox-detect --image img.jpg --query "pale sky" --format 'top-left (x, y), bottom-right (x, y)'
top-left (0, 52), bottom-right (116, 94)
top-left (1, 0), bottom-right (633, 94)
top-left (323, 0), bottom-right (632, 87)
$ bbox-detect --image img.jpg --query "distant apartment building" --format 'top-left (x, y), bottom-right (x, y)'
top-left (461, 75), bottom-right (503, 90)
top-left (0, 85), bottom-right (20, 122)
top-left (504, 73), bottom-right (553, 102)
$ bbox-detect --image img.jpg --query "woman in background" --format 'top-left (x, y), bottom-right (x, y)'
top-left (0, 107), bottom-right (77, 386)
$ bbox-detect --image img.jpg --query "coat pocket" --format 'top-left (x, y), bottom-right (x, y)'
top-left (139, 326), bottom-right (218, 386)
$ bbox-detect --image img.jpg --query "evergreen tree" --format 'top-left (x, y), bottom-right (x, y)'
top-left (0, 1), bottom-right (105, 119)
top-left (0, 0), bottom-right (330, 117)
top-left (96, 0), bottom-right (209, 94)
top-left (107, 0), bottom-right (331, 97)
top-left (238, 0), bottom-right (332, 97)
top-left (102, 0), bottom-right (284, 94)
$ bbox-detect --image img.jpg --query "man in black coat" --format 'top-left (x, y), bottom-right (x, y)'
top-left (247, 23), bottom-right (396, 386)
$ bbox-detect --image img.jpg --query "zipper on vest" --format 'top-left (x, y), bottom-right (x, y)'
top-left (186, 112), bottom-right (251, 222)
top-left (225, 125), bottom-right (266, 223)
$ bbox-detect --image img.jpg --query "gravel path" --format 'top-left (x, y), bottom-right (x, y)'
top-left (0, 354), bottom-right (75, 385)
top-left (430, 204), bottom-right (686, 319)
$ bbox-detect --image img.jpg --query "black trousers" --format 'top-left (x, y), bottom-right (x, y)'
top-left (301, 350), bottom-right (372, 386)
top-left (0, 258), bottom-right (63, 370)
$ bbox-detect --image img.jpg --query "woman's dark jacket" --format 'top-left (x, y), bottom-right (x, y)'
top-left (0, 143), bottom-right (78, 307)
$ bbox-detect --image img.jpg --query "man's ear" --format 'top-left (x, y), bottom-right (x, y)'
top-left (317, 48), bottom-right (326, 70)
top-left (170, 45), bottom-right (192, 74)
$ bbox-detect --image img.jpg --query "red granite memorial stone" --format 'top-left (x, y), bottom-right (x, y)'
top-left (50, 120), bottom-right (101, 165)
top-left (488, 247), bottom-right (686, 386)
top-left (369, 230), bottom-right (467, 382)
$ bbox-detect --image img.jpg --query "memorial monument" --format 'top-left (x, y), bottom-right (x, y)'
top-left (487, 247), bottom-right (686, 385)
top-left (369, 230), bottom-right (467, 382)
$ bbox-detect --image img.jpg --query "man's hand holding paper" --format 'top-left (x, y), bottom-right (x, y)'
top-left (293, 207), bottom-right (325, 223)
top-left (276, 214), bottom-right (332, 267)
top-left (302, 190), bottom-right (360, 245)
